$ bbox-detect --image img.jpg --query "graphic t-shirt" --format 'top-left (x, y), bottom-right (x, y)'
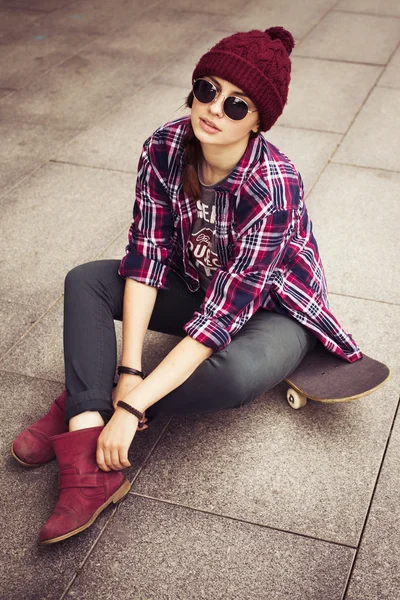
top-left (188, 169), bottom-right (230, 292)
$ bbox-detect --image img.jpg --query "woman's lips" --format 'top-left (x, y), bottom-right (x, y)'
top-left (199, 118), bottom-right (221, 134)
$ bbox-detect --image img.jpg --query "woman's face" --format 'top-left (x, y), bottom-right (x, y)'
top-left (190, 75), bottom-right (260, 148)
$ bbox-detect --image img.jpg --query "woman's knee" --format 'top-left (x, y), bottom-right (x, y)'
top-left (64, 260), bottom-right (120, 295)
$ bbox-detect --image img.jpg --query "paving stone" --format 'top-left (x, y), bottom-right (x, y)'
top-left (264, 126), bottom-right (342, 195)
top-left (85, 6), bottom-right (218, 60)
top-left (218, 0), bottom-right (338, 41)
top-left (346, 408), bottom-right (400, 599)
top-left (0, 27), bottom-right (100, 89)
top-left (65, 494), bottom-right (354, 600)
top-left (0, 162), bottom-right (134, 309)
top-left (0, 371), bottom-right (170, 599)
top-left (154, 28), bottom-right (233, 89)
top-left (296, 11), bottom-right (400, 65)
top-left (132, 294), bottom-right (399, 547)
top-left (0, 50), bottom-right (163, 129)
top-left (0, 121), bottom-right (81, 198)
top-left (34, 0), bottom-right (161, 36)
top-left (332, 88), bottom-right (400, 172)
top-left (55, 82), bottom-right (190, 172)
top-left (279, 58), bottom-right (382, 133)
top-left (0, 7), bottom-right (215, 129)
top-left (306, 163), bottom-right (400, 303)
top-left (379, 46), bottom-right (400, 89)
top-left (0, 300), bottom-right (42, 360)
top-left (162, 0), bottom-right (245, 15)
top-left (335, 0), bottom-right (400, 17)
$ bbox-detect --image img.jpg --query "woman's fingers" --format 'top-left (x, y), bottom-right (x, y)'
top-left (138, 416), bottom-right (148, 431)
top-left (119, 449), bottom-right (131, 469)
top-left (110, 448), bottom-right (122, 470)
top-left (96, 446), bottom-right (111, 472)
top-left (97, 442), bottom-right (131, 471)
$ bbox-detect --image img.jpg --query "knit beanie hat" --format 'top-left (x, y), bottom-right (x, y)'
top-left (192, 27), bottom-right (295, 132)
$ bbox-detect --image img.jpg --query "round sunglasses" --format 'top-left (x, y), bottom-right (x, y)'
top-left (192, 78), bottom-right (257, 122)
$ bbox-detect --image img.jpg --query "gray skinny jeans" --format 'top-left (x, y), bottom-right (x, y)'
top-left (63, 260), bottom-right (316, 423)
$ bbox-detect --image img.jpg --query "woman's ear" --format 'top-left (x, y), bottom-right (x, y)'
top-left (251, 121), bottom-right (260, 134)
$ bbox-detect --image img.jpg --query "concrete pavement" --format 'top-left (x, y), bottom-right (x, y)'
top-left (1, 0), bottom-right (399, 598)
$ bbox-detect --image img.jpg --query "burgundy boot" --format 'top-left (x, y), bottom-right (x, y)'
top-left (11, 391), bottom-right (68, 467)
top-left (40, 426), bottom-right (131, 544)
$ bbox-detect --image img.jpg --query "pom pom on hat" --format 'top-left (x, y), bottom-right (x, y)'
top-left (192, 26), bottom-right (295, 131)
top-left (265, 26), bottom-right (295, 55)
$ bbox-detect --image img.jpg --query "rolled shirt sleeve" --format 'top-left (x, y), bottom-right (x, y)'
top-left (184, 209), bottom-right (296, 351)
top-left (119, 141), bottom-right (174, 289)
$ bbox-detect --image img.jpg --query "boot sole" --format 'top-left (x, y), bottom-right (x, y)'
top-left (10, 443), bottom-right (51, 468)
top-left (40, 478), bottom-right (132, 545)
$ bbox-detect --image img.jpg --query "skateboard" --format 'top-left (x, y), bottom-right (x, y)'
top-left (284, 347), bottom-right (391, 409)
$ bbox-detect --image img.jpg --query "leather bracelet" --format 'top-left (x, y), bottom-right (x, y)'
top-left (117, 366), bottom-right (145, 379)
top-left (116, 401), bottom-right (144, 421)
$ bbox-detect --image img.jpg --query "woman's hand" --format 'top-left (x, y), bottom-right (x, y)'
top-left (96, 408), bottom-right (139, 471)
top-left (112, 374), bottom-right (148, 430)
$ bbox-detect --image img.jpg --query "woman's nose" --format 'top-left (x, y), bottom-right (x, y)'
top-left (209, 94), bottom-right (224, 117)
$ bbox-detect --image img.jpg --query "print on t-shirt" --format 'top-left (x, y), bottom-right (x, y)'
top-left (188, 191), bottom-right (221, 291)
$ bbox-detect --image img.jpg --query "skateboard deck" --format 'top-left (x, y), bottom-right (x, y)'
top-left (285, 347), bottom-right (390, 409)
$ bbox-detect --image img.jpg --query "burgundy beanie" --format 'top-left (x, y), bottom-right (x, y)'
top-left (192, 27), bottom-right (295, 132)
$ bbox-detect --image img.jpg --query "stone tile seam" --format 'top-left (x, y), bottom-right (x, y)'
top-left (332, 9), bottom-right (400, 20)
top-left (48, 158), bottom-right (137, 175)
top-left (271, 123), bottom-right (344, 135)
top-left (341, 396), bottom-right (400, 600)
top-left (328, 292), bottom-right (400, 308)
top-left (0, 5), bottom-right (51, 14)
top-left (328, 66), bottom-right (384, 165)
top-left (293, 54), bottom-right (388, 68)
top-left (128, 491), bottom-right (359, 551)
top-left (382, 37), bottom-right (400, 62)
top-left (340, 551), bottom-right (358, 600)
top-left (376, 39), bottom-right (400, 85)
top-left (330, 161), bottom-right (400, 176)
top-left (0, 368), bottom-right (64, 385)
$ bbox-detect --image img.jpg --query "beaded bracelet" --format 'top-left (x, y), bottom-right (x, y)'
top-left (116, 401), bottom-right (144, 421)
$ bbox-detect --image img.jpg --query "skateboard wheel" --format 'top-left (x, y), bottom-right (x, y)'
top-left (286, 388), bottom-right (307, 409)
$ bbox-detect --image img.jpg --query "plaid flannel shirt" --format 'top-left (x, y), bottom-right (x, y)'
top-left (119, 116), bottom-right (362, 362)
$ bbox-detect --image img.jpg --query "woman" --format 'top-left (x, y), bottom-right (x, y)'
top-left (11, 26), bottom-right (362, 545)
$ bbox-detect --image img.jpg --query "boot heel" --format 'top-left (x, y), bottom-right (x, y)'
top-left (112, 479), bottom-right (131, 504)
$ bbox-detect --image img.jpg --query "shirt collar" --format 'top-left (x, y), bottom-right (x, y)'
top-left (212, 134), bottom-right (264, 194)
top-left (180, 118), bottom-right (264, 195)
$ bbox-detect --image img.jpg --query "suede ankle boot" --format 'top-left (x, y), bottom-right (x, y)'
top-left (11, 391), bottom-right (68, 467)
top-left (40, 426), bottom-right (131, 545)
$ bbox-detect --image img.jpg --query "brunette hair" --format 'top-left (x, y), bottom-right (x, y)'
top-left (182, 91), bottom-right (202, 200)
top-left (181, 91), bottom-right (260, 200)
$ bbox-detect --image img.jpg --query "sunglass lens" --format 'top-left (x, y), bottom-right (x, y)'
top-left (224, 96), bottom-right (249, 121)
top-left (193, 79), bottom-right (216, 103)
